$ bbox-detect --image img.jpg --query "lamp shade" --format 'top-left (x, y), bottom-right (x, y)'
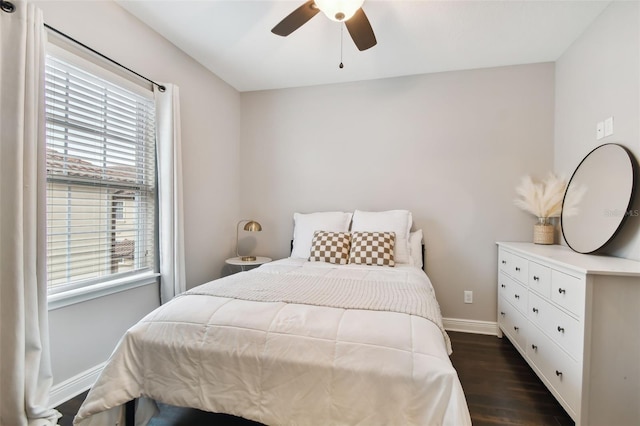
top-left (314, 0), bottom-right (365, 22)
top-left (243, 221), bottom-right (262, 232)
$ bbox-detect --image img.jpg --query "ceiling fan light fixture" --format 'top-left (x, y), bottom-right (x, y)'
top-left (314, 0), bottom-right (365, 22)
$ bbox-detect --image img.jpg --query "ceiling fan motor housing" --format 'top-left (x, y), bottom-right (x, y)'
top-left (315, 0), bottom-right (365, 22)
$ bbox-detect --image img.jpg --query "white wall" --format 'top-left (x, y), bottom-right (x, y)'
top-left (35, 0), bottom-right (242, 396)
top-left (555, 1), bottom-right (640, 261)
top-left (240, 63), bottom-right (555, 323)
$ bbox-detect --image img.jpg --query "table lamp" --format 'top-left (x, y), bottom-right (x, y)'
top-left (236, 219), bottom-right (262, 261)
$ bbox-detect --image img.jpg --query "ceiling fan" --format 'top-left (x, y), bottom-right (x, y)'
top-left (271, 0), bottom-right (377, 51)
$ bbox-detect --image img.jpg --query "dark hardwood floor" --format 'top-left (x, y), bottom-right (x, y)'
top-left (448, 332), bottom-right (573, 426)
top-left (56, 331), bottom-right (573, 425)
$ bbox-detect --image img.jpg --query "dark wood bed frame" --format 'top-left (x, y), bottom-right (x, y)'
top-left (125, 400), bottom-right (135, 425)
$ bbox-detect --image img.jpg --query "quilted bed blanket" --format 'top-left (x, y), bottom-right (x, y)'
top-left (74, 258), bottom-right (471, 426)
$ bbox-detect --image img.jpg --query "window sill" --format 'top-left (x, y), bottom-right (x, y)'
top-left (48, 271), bottom-right (160, 311)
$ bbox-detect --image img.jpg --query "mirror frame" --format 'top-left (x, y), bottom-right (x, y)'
top-left (561, 143), bottom-right (637, 254)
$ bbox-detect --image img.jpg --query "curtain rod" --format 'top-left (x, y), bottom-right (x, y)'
top-left (44, 23), bottom-right (166, 92)
top-left (2, 1), bottom-right (165, 92)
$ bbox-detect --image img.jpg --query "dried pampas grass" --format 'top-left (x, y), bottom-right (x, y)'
top-left (514, 173), bottom-right (567, 218)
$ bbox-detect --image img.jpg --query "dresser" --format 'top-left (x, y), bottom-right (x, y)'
top-left (496, 242), bottom-right (640, 426)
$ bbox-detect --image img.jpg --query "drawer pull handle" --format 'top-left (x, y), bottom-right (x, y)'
top-left (500, 311), bottom-right (505, 316)
top-left (501, 260), bottom-right (507, 264)
top-left (513, 326), bottom-right (519, 331)
top-left (555, 370), bottom-right (563, 377)
top-left (501, 284), bottom-right (506, 288)
top-left (558, 288), bottom-right (566, 294)
top-left (531, 344), bottom-right (537, 350)
top-left (515, 267), bottom-right (521, 272)
top-left (532, 307), bottom-right (538, 313)
top-left (514, 294), bottom-right (520, 299)
top-left (533, 276), bottom-right (539, 281)
top-left (557, 326), bottom-right (565, 333)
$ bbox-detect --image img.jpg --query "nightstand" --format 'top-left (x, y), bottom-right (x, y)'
top-left (225, 256), bottom-right (271, 272)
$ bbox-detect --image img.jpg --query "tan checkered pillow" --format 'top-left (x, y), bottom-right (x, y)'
top-left (309, 231), bottom-right (351, 265)
top-left (349, 231), bottom-right (396, 267)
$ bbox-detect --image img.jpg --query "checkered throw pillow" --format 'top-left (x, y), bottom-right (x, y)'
top-left (309, 231), bottom-right (351, 265)
top-left (349, 231), bottom-right (396, 267)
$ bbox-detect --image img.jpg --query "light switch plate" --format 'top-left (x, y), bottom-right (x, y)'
top-left (596, 121), bottom-right (604, 140)
top-left (604, 117), bottom-right (614, 137)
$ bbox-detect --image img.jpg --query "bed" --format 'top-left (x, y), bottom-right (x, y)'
top-left (73, 210), bottom-right (471, 426)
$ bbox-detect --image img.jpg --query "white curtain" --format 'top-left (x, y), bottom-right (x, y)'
top-left (155, 84), bottom-right (186, 304)
top-left (0, 1), bottom-right (61, 424)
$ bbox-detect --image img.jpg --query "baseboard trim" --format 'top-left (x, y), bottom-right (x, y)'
top-left (49, 362), bottom-right (105, 409)
top-left (443, 317), bottom-right (499, 336)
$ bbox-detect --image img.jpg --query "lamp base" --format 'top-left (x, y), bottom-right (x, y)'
top-left (241, 256), bottom-right (257, 262)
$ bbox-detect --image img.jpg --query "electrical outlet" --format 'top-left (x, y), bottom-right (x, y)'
top-left (464, 291), bottom-right (473, 304)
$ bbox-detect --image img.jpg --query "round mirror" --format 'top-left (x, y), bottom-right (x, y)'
top-left (561, 143), bottom-right (637, 254)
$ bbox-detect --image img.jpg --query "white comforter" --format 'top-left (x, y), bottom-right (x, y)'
top-left (74, 259), bottom-right (471, 426)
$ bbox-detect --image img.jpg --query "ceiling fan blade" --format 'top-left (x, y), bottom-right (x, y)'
top-left (344, 8), bottom-right (377, 51)
top-left (271, 0), bottom-right (321, 37)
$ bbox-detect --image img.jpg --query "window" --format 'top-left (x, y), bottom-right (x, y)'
top-left (113, 200), bottom-right (124, 220)
top-left (45, 52), bottom-right (157, 297)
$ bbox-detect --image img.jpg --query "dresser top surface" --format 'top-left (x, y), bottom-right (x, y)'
top-left (497, 242), bottom-right (640, 277)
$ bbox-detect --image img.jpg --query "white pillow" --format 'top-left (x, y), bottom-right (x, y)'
top-left (350, 210), bottom-right (412, 264)
top-left (291, 212), bottom-right (353, 259)
top-left (409, 229), bottom-right (424, 268)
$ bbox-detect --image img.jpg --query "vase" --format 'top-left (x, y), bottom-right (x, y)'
top-left (533, 217), bottom-right (554, 245)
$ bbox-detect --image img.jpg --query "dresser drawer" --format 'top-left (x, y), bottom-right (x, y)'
top-left (528, 261), bottom-right (551, 298)
top-left (499, 272), bottom-right (528, 315)
top-left (551, 270), bottom-right (585, 317)
top-left (498, 271), bottom-right (509, 298)
top-left (500, 251), bottom-right (528, 284)
top-left (526, 324), bottom-right (581, 415)
top-left (499, 295), bottom-right (527, 354)
top-left (498, 296), bottom-right (507, 330)
top-left (528, 291), bottom-right (583, 361)
top-left (498, 249), bottom-right (511, 273)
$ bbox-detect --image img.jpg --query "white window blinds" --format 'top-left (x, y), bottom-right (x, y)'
top-left (45, 54), bottom-right (157, 294)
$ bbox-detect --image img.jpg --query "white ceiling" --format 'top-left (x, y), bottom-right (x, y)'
top-left (117, 0), bottom-right (610, 92)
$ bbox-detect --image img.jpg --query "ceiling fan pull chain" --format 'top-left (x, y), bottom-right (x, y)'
top-left (339, 24), bottom-right (344, 69)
